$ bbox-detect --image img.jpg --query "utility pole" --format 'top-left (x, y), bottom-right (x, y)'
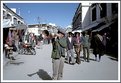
top-left (37, 16), bottom-right (41, 27)
top-left (37, 16), bottom-right (42, 34)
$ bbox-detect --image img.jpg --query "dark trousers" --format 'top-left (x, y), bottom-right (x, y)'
top-left (74, 44), bottom-right (81, 64)
top-left (83, 47), bottom-right (90, 61)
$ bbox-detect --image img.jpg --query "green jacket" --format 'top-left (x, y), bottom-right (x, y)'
top-left (51, 37), bottom-right (67, 59)
top-left (81, 35), bottom-right (90, 48)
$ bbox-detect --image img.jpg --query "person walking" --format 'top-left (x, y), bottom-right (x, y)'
top-left (73, 32), bottom-right (82, 64)
top-left (66, 32), bottom-right (75, 64)
top-left (92, 31), bottom-right (105, 62)
top-left (51, 28), bottom-right (67, 80)
top-left (81, 31), bottom-right (90, 62)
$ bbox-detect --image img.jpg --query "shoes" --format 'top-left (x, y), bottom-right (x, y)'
top-left (57, 76), bottom-right (63, 80)
top-left (95, 58), bottom-right (97, 61)
top-left (7, 56), bottom-right (10, 59)
top-left (76, 61), bottom-right (81, 64)
top-left (87, 60), bottom-right (90, 62)
top-left (65, 60), bottom-right (69, 64)
top-left (70, 62), bottom-right (75, 65)
top-left (11, 56), bottom-right (16, 60)
top-left (98, 59), bottom-right (101, 62)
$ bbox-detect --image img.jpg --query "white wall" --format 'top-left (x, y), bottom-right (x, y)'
top-left (82, 3), bottom-right (91, 29)
top-left (27, 28), bottom-right (39, 35)
top-left (3, 7), bottom-right (25, 28)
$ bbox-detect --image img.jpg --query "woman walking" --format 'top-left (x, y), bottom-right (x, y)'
top-left (92, 31), bottom-right (105, 62)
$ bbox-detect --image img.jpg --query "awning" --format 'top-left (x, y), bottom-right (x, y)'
top-left (72, 25), bottom-right (81, 31)
top-left (82, 22), bottom-right (106, 32)
top-left (82, 22), bottom-right (99, 31)
top-left (3, 24), bottom-right (27, 29)
top-left (15, 24), bottom-right (27, 29)
top-left (72, 26), bottom-right (82, 33)
top-left (92, 21), bottom-right (114, 32)
top-left (72, 30), bottom-right (82, 33)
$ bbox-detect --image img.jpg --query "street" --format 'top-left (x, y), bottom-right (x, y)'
top-left (3, 44), bottom-right (118, 80)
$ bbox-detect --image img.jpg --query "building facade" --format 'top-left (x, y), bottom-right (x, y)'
top-left (27, 24), bottom-right (58, 35)
top-left (81, 3), bottom-right (118, 32)
top-left (3, 4), bottom-right (27, 46)
top-left (72, 3), bottom-right (118, 32)
top-left (72, 3), bottom-right (82, 31)
top-left (72, 2), bottom-right (118, 56)
top-left (3, 3), bottom-right (25, 28)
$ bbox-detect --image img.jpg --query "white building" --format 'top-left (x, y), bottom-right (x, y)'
top-left (3, 4), bottom-right (25, 28)
top-left (27, 24), bottom-right (58, 35)
top-left (65, 25), bottom-right (72, 33)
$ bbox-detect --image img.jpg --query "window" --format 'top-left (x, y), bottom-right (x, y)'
top-left (100, 3), bottom-right (107, 18)
top-left (92, 7), bottom-right (96, 21)
top-left (13, 18), bottom-right (17, 25)
top-left (18, 21), bottom-right (21, 24)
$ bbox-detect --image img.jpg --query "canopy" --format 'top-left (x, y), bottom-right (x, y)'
top-left (92, 21), bottom-right (114, 32)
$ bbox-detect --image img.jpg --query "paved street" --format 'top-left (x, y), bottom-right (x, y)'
top-left (3, 44), bottom-right (118, 80)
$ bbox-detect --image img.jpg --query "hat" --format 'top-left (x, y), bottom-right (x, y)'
top-left (58, 28), bottom-right (65, 35)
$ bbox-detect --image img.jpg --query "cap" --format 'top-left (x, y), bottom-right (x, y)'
top-left (58, 28), bottom-right (65, 35)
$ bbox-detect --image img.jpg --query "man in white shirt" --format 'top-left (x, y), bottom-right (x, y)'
top-left (66, 32), bottom-right (75, 64)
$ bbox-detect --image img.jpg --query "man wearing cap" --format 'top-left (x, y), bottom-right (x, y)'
top-left (51, 28), bottom-right (67, 80)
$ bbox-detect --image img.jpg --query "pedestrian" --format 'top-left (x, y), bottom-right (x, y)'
top-left (42, 30), bottom-right (49, 44)
top-left (4, 36), bottom-right (16, 60)
top-left (102, 32), bottom-right (107, 53)
top-left (73, 32), bottom-right (82, 64)
top-left (81, 31), bottom-right (90, 62)
top-left (30, 33), bottom-right (36, 47)
top-left (92, 31), bottom-right (105, 62)
top-left (51, 28), bottom-right (67, 80)
top-left (66, 32), bottom-right (75, 64)
top-left (14, 30), bottom-right (19, 52)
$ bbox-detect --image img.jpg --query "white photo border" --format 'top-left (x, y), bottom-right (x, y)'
top-left (1, 0), bottom-right (120, 82)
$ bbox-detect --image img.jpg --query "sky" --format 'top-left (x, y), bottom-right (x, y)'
top-left (5, 3), bottom-right (79, 28)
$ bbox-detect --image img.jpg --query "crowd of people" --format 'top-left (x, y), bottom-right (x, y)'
top-left (48, 28), bottom-right (107, 80)
top-left (4, 28), bottom-right (22, 60)
top-left (4, 28), bottom-right (40, 60)
top-left (4, 28), bottom-right (107, 80)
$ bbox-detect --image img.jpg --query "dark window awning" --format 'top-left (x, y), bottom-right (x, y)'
top-left (92, 21), bottom-right (114, 32)
top-left (82, 22), bottom-right (105, 32)
top-left (82, 23), bottom-right (98, 31)
top-left (91, 22), bottom-right (106, 31)
top-left (74, 26), bottom-right (81, 31)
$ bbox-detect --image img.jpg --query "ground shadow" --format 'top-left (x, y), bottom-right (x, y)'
top-left (89, 58), bottom-right (96, 61)
top-left (27, 69), bottom-right (52, 80)
top-left (106, 53), bottom-right (118, 61)
top-left (10, 62), bottom-right (24, 65)
top-left (65, 56), bottom-right (97, 65)
top-left (108, 57), bottom-right (118, 61)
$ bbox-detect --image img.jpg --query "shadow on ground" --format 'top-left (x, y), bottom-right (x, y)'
top-left (65, 56), bottom-right (97, 65)
top-left (27, 69), bottom-right (52, 80)
top-left (108, 57), bottom-right (118, 61)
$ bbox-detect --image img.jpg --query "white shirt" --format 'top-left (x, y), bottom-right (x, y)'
top-left (68, 37), bottom-right (72, 43)
top-left (97, 34), bottom-right (103, 41)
